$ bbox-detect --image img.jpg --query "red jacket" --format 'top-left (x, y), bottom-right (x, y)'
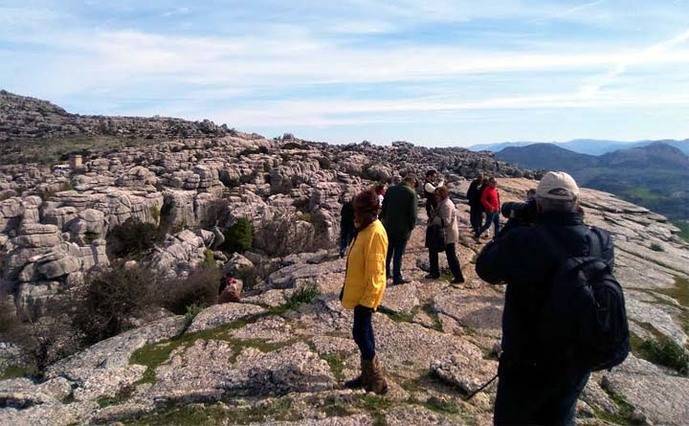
top-left (481, 186), bottom-right (501, 213)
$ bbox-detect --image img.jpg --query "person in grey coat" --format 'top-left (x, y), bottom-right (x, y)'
top-left (426, 186), bottom-right (464, 284)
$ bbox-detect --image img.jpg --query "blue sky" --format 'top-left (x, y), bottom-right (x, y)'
top-left (3, 1), bottom-right (689, 145)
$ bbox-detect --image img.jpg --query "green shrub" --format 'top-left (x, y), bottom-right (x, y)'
top-left (107, 218), bottom-right (162, 258)
top-left (184, 303), bottom-right (204, 326)
top-left (203, 249), bottom-right (216, 268)
top-left (149, 205), bottom-right (161, 223)
top-left (158, 267), bottom-right (221, 315)
top-left (73, 265), bottom-right (154, 345)
top-left (639, 337), bottom-right (689, 376)
top-left (222, 218), bottom-right (253, 253)
top-left (274, 284), bottom-right (321, 313)
top-left (650, 243), bottom-right (664, 252)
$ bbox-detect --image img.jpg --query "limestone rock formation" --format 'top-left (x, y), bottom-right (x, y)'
top-left (1, 92), bottom-right (688, 425)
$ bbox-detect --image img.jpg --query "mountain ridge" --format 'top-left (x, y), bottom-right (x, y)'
top-left (496, 141), bottom-right (689, 221)
top-left (471, 138), bottom-right (689, 156)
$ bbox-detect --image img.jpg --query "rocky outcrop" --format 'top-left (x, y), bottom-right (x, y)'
top-left (1, 93), bottom-right (688, 425)
top-left (0, 90), bottom-right (228, 143)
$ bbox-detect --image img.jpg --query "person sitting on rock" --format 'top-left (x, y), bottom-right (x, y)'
top-left (380, 173), bottom-right (418, 285)
top-left (339, 196), bottom-right (356, 258)
top-left (340, 189), bottom-right (389, 395)
top-left (425, 186), bottom-right (465, 284)
top-left (475, 171), bottom-right (616, 425)
top-left (477, 177), bottom-right (501, 240)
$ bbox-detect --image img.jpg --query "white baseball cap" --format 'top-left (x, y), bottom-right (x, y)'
top-left (536, 171), bottom-right (580, 201)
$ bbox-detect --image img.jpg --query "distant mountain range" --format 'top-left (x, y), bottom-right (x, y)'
top-left (470, 138), bottom-right (689, 156)
top-left (495, 142), bottom-right (689, 222)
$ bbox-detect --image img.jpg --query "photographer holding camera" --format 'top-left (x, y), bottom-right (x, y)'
top-left (476, 172), bottom-right (628, 426)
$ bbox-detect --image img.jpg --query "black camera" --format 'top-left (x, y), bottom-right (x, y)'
top-left (501, 200), bottom-right (538, 225)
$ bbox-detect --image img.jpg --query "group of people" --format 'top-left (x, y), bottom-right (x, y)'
top-left (467, 174), bottom-right (502, 240)
top-left (338, 169), bottom-right (627, 425)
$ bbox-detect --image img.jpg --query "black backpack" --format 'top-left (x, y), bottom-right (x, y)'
top-left (538, 228), bottom-right (630, 371)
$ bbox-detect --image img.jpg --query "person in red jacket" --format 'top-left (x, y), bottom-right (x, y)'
top-left (477, 177), bottom-right (501, 239)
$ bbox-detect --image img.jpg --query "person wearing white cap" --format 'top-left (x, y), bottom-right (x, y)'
top-left (475, 171), bottom-right (622, 426)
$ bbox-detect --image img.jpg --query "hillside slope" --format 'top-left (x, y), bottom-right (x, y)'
top-left (496, 142), bottom-right (689, 221)
top-left (471, 138), bottom-right (689, 156)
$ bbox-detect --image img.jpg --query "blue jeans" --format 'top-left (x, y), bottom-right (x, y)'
top-left (386, 236), bottom-right (408, 284)
top-left (352, 305), bottom-right (375, 360)
top-left (494, 362), bottom-right (590, 426)
top-left (479, 212), bottom-right (500, 238)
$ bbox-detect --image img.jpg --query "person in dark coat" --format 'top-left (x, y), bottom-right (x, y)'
top-left (339, 198), bottom-right (356, 258)
top-left (467, 174), bottom-right (485, 237)
top-left (380, 174), bottom-right (418, 285)
top-left (475, 171), bottom-right (614, 426)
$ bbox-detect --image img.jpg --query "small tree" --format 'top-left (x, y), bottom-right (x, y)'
top-left (221, 218), bottom-right (253, 253)
top-left (107, 218), bottom-right (162, 258)
top-left (73, 265), bottom-right (154, 345)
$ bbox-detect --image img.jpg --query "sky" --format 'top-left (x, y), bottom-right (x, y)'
top-left (3, 1), bottom-right (689, 146)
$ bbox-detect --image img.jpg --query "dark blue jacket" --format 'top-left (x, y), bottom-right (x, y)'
top-left (476, 211), bottom-right (614, 365)
top-left (380, 183), bottom-right (418, 241)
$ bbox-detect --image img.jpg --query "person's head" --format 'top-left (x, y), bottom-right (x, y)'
top-left (434, 186), bottom-right (449, 202)
top-left (425, 169), bottom-right (437, 182)
top-left (526, 188), bottom-right (536, 201)
top-left (353, 189), bottom-right (380, 228)
top-left (475, 173), bottom-right (484, 183)
top-left (403, 173), bottom-right (417, 188)
top-left (488, 177), bottom-right (497, 188)
top-left (535, 171), bottom-right (580, 213)
top-left (374, 183), bottom-right (386, 196)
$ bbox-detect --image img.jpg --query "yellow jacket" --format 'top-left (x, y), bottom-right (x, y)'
top-left (341, 220), bottom-right (388, 310)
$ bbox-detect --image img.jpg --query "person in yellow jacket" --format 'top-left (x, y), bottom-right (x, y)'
top-left (341, 188), bottom-right (389, 395)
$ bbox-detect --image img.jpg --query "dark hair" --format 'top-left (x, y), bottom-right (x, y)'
top-left (354, 189), bottom-right (380, 229)
top-left (425, 169), bottom-right (437, 178)
top-left (403, 173), bottom-right (417, 186)
top-left (374, 183), bottom-right (386, 194)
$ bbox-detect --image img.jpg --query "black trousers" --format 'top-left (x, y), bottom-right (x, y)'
top-left (429, 243), bottom-right (464, 281)
top-left (469, 205), bottom-right (483, 235)
top-left (352, 305), bottom-right (375, 360)
top-left (494, 362), bottom-right (590, 426)
top-left (386, 236), bottom-right (408, 284)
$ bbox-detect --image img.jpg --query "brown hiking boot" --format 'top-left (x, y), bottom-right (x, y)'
top-left (344, 356), bottom-right (366, 389)
top-left (364, 355), bottom-right (388, 395)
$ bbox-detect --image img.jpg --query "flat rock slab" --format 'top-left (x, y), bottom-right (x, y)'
top-left (0, 377), bottom-right (72, 408)
top-left (229, 316), bottom-right (295, 343)
top-left (0, 400), bottom-right (100, 426)
top-left (431, 351), bottom-right (498, 395)
top-left (384, 404), bottom-right (458, 426)
top-left (187, 302), bottom-right (267, 333)
top-left (432, 289), bottom-right (503, 338)
top-left (255, 414), bottom-right (373, 425)
top-left (48, 316), bottom-right (186, 375)
top-left (602, 355), bottom-right (689, 425)
top-left (149, 341), bottom-right (335, 402)
top-left (373, 315), bottom-right (495, 381)
top-left (381, 282), bottom-right (420, 314)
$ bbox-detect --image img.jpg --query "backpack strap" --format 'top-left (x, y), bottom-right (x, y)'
top-left (587, 227), bottom-right (604, 258)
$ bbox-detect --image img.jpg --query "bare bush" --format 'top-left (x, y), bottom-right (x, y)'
top-left (72, 265), bottom-right (154, 345)
top-left (157, 267), bottom-right (221, 315)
